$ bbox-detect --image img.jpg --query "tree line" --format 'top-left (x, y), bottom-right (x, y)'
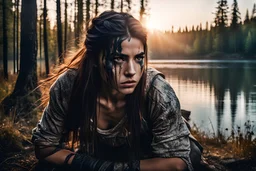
top-left (149, 0), bottom-right (256, 59)
top-left (0, 0), bottom-right (148, 119)
top-left (0, 0), bottom-right (148, 79)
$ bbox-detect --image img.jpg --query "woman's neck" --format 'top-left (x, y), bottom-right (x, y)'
top-left (96, 83), bottom-right (126, 130)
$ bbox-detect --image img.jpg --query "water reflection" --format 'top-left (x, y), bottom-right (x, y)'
top-left (151, 61), bottom-right (256, 135)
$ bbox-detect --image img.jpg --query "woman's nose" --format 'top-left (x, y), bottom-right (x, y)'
top-left (124, 60), bottom-right (136, 77)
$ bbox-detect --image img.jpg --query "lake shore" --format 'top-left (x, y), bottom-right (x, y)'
top-left (149, 52), bottom-right (256, 60)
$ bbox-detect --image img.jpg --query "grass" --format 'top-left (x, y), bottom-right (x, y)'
top-left (191, 120), bottom-right (256, 159)
top-left (0, 73), bottom-right (17, 102)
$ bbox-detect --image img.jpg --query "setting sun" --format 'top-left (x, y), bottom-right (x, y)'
top-left (146, 19), bottom-right (156, 30)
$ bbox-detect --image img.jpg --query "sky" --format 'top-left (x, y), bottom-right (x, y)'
top-left (147, 0), bottom-right (255, 31)
top-left (46, 0), bottom-right (256, 32)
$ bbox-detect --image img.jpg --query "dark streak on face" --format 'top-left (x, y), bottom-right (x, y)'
top-left (104, 35), bottom-right (130, 74)
top-left (138, 58), bottom-right (144, 70)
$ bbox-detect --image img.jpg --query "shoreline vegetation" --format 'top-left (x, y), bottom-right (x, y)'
top-left (0, 75), bottom-right (256, 171)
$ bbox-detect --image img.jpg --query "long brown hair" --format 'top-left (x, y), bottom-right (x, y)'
top-left (47, 11), bottom-right (147, 158)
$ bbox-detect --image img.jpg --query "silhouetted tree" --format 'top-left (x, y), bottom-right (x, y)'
top-left (1, 0), bottom-right (39, 119)
top-left (111, 0), bottom-right (115, 10)
top-left (13, 0), bottom-right (16, 74)
top-left (16, 0), bottom-right (20, 73)
top-left (244, 9), bottom-right (250, 25)
top-left (251, 3), bottom-right (256, 22)
top-left (2, 0), bottom-right (8, 79)
top-left (86, 0), bottom-right (91, 30)
top-left (120, 0), bottom-right (123, 12)
top-left (230, 0), bottom-right (241, 29)
top-left (95, 0), bottom-right (99, 16)
top-left (43, 0), bottom-right (49, 75)
top-left (77, 0), bottom-right (83, 43)
top-left (57, 0), bottom-right (63, 64)
top-left (230, 0), bottom-right (241, 53)
top-left (64, 0), bottom-right (68, 58)
top-left (213, 0), bottom-right (229, 52)
top-left (39, 0), bottom-right (42, 75)
top-left (214, 0), bottom-right (229, 27)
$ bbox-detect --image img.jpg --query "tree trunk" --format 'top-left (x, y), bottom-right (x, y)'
top-left (77, 0), bottom-right (84, 43)
top-left (74, 0), bottom-right (79, 47)
top-left (120, 0), bottom-right (123, 12)
top-left (86, 0), bottom-right (91, 30)
top-left (16, 0), bottom-right (20, 73)
top-left (1, 0), bottom-right (40, 119)
top-left (95, 0), bottom-right (99, 16)
top-left (64, 0), bottom-right (68, 58)
top-left (43, 0), bottom-right (49, 75)
top-left (13, 0), bottom-right (16, 74)
top-left (57, 0), bottom-right (63, 64)
top-left (39, 3), bottom-right (42, 76)
top-left (140, 0), bottom-right (145, 24)
top-left (2, 0), bottom-right (8, 80)
top-left (111, 0), bottom-right (114, 10)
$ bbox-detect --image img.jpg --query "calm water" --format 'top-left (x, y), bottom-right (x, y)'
top-left (149, 60), bottom-right (256, 136)
top-left (2, 60), bottom-right (256, 135)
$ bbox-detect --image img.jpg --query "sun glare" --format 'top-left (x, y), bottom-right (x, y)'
top-left (146, 20), bottom-right (156, 31)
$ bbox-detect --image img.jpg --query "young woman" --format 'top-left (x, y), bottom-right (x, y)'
top-left (32, 11), bottom-right (200, 171)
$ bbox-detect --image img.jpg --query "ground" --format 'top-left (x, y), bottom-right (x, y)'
top-left (0, 128), bottom-right (256, 171)
top-left (0, 112), bottom-right (255, 171)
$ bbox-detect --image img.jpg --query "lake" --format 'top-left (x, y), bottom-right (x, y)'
top-left (149, 60), bottom-right (256, 136)
top-left (2, 59), bottom-right (256, 136)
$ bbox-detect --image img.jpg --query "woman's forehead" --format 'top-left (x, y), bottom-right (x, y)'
top-left (119, 37), bottom-right (144, 55)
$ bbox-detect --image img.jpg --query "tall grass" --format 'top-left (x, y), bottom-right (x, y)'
top-left (191, 120), bottom-right (256, 159)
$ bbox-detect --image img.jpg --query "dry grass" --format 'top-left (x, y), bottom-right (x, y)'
top-left (191, 121), bottom-right (256, 159)
top-left (0, 73), bottom-right (17, 102)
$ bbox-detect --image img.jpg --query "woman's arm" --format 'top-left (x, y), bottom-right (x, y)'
top-left (32, 70), bottom-right (77, 165)
top-left (141, 158), bottom-right (187, 171)
top-left (145, 72), bottom-right (193, 171)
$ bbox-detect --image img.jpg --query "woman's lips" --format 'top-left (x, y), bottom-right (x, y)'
top-left (120, 81), bottom-right (136, 87)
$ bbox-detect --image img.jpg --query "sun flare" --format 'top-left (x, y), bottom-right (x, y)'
top-left (146, 19), bottom-right (157, 30)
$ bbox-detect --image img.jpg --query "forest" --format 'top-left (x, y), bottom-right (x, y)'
top-left (0, 0), bottom-right (256, 171)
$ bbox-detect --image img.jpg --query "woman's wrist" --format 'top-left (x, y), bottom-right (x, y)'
top-left (64, 153), bottom-right (75, 165)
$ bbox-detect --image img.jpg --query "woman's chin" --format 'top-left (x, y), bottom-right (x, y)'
top-left (118, 88), bottom-right (135, 95)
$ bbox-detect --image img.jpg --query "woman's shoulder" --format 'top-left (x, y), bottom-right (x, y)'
top-left (145, 67), bottom-right (179, 108)
top-left (50, 68), bottom-right (78, 93)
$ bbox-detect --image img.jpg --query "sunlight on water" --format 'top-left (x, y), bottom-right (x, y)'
top-left (149, 60), bottom-right (256, 136)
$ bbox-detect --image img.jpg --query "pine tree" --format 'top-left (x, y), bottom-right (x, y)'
top-left (213, 0), bottom-right (229, 52)
top-left (230, 0), bottom-right (241, 30)
top-left (244, 9), bottom-right (250, 24)
top-left (214, 0), bottom-right (229, 28)
top-left (111, 0), bottom-right (115, 10)
top-left (1, 0), bottom-right (40, 118)
top-left (230, 0), bottom-right (241, 53)
top-left (2, 0), bottom-right (8, 79)
top-left (86, 0), bottom-right (91, 30)
top-left (43, 0), bottom-right (49, 75)
top-left (251, 3), bottom-right (256, 22)
top-left (95, 0), bottom-right (99, 16)
top-left (56, 0), bottom-right (63, 64)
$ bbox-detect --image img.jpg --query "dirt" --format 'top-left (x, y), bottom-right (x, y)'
top-left (0, 143), bottom-right (255, 171)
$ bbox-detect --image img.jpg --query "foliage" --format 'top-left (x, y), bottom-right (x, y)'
top-left (0, 71), bottom-right (16, 101)
top-left (214, 0), bottom-right (229, 28)
top-left (191, 120), bottom-right (256, 158)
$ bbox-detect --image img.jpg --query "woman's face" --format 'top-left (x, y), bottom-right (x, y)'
top-left (112, 37), bottom-right (145, 95)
